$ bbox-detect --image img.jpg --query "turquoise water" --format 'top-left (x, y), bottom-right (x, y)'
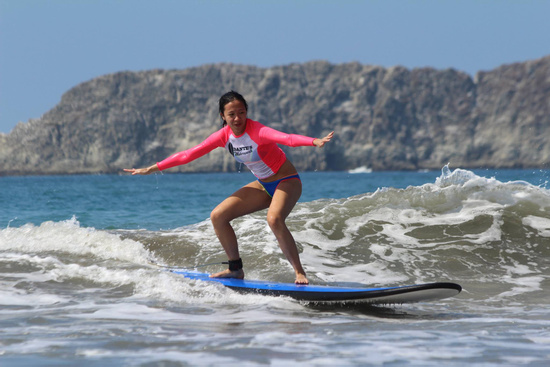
top-left (0, 171), bottom-right (443, 230)
top-left (2, 169), bottom-right (547, 230)
top-left (1, 168), bottom-right (550, 366)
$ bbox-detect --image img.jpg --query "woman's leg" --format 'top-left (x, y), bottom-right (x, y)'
top-left (266, 179), bottom-right (308, 284)
top-left (210, 181), bottom-right (271, 278)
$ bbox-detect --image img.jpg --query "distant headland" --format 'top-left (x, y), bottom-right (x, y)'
top-left (1, 56), bottom-right (549, 175)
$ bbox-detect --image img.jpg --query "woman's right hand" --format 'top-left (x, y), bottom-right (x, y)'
top-left (123, 164), bottom-right (159, 175)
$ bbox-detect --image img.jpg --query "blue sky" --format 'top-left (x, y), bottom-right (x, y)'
top-left (1, 0), bottom-right (549, 133)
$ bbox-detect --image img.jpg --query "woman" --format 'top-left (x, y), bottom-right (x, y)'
top-left (125, 91), bottom-right (334, 284)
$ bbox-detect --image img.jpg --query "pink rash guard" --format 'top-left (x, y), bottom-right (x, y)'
top-left (156, 119), bottom-right (316, 179)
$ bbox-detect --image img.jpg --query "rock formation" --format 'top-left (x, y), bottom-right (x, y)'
top-left (1, 56), bottom-right (549, 175)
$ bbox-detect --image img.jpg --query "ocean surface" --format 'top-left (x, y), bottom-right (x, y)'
top-left (1, 166), bottom-right (549, 366)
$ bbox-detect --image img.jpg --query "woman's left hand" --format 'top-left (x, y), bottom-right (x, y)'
top-left (313, 131), bottom-right (334, 148)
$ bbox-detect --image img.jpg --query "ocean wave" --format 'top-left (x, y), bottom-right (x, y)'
top-left (289, 166), bottom-right (550, 300)
top-left (1, 167), bottom-right (548, 303)
top-left (0, 216), bottom-right (151, 265)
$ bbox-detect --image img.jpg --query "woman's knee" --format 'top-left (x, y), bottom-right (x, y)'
top-left (210, 206), bottom-right (229, 226)
top-left (267, 213), bottom-right (286, 232)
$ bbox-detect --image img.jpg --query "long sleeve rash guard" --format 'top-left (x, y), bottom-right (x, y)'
top-left (156, 119), bottom-right (316, 179)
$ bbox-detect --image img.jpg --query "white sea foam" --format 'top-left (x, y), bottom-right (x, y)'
top-left (0, 288), bottom-right (66, 306)
top-left (0, 217), bottom-right (151, 265)
top-left (523, 215), bottom-right (550, 237)
top-left (0, 246), bottom-right (281, 310)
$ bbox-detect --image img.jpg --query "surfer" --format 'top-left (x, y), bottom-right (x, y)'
top-left (125, 91), bottom-right (333, 284)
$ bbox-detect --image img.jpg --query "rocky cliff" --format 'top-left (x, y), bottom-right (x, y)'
top-left (1, 56), bottom-right (549, 175)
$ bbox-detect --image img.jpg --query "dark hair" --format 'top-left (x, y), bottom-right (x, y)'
top-left (219, 90), bottom-right (248, 126)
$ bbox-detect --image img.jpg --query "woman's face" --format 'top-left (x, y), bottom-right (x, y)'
top-left (221, 100), bottom-right (247, 135)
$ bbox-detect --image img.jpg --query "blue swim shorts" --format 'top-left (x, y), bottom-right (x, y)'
top-left (258, 174), bottom-right (301, 197)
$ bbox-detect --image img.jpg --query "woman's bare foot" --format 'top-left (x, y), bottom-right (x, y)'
top-left (295, 273), bottom-right (309, 285)
top-left (210, 268), bottom-right (245, 279)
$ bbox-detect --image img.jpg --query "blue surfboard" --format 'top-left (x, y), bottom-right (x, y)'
top-left (171, 270), bottom-right (462, 304)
